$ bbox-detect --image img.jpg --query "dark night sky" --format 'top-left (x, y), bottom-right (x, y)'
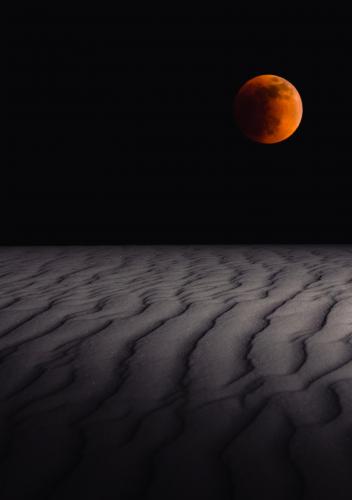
top-left (6, 9), bottom-right (352, 243)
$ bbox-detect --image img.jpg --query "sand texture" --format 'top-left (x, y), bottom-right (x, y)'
top-left (0, 246), bottom-right (351, 499)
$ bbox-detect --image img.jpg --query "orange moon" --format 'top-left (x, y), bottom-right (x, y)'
top-left (234, 74), bottom-right (303, 144)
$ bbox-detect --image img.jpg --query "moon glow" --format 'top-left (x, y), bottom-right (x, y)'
top-left (234, 74), bottom-right (303, 144)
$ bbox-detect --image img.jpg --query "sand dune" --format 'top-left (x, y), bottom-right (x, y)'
top-left (0, 246), bottom-right (351, 499)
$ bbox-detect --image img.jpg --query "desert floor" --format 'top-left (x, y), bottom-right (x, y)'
top-left (0, 246), bottom-right (351, 499)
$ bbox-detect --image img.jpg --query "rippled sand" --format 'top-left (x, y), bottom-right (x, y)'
top-left (0, 246), bottom-right (351, 499)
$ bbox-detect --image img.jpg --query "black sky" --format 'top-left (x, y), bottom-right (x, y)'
top-left (6, 9), bottom-right (352, 243)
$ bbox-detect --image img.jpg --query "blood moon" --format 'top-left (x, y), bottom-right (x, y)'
top-left (234, 75), bottom-right (303, 144)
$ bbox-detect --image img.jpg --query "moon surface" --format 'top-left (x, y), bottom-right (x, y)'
top-left (234, 74), bottom-right (303, 144)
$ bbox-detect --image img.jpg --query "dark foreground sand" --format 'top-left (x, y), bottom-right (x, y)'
top-left (0, 246), bottom-right (351, 500)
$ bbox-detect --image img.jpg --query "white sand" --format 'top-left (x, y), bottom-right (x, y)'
top-left (0, 246), bottom-right (351, 499)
